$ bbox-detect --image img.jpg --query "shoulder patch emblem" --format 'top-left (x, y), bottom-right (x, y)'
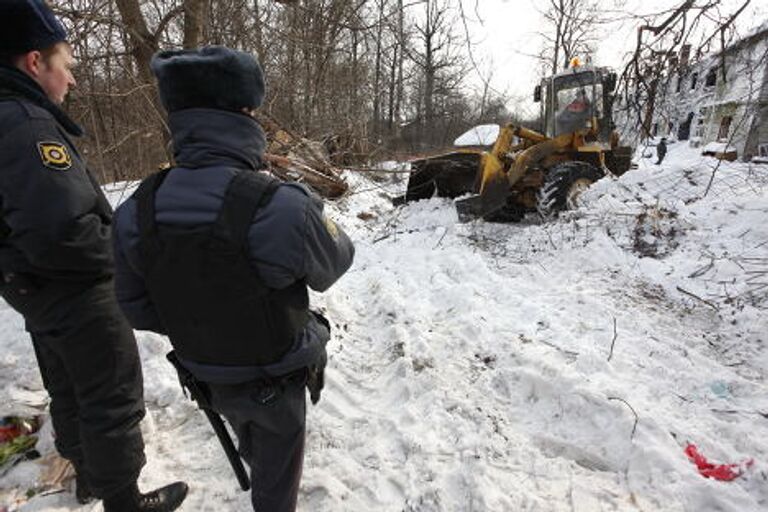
top-left (322, 214), bottom-right (340, 240)
top-left (37, 142), bottom-right (72, 170)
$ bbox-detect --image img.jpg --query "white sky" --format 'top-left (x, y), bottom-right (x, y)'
top-left (459, 0), bottom-right (768, 115)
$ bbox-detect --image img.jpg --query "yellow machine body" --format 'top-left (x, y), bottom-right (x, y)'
top-left (401, 64), bottom-right (633, 221)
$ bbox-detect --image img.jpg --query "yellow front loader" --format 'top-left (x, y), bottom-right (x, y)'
top-left (399, 63), bottom-right (633, 222)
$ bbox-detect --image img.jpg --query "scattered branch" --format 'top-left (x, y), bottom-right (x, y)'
top-left (607, 316), bottom-right (619, 361)
top-left (608, 396), bottom-right (639, 438)
top-left (676, 286), bottom-right (720, 310)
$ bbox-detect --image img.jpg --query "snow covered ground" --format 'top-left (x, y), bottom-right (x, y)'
top-left (2, 141), bottom-right (767, 511)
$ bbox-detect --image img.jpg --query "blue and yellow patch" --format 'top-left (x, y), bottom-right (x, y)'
top-left (37, 142), bottom-right (72, 170)
top-left (322, 214), bottom-right (339, 240)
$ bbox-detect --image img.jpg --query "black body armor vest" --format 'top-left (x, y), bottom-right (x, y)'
top-left (134, 169), bottom-right (309, 366)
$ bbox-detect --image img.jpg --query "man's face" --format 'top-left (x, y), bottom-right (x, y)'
top-left (34, 43), bottom-right (76, 105)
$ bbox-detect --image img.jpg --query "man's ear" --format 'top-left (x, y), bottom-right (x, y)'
top-left (18, 51), bottom-right (44, 79)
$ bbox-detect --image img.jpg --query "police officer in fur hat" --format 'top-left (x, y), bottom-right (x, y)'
top-left (112, 46), bottom-right (354, 511)
top-left (0, 2), bottom-right (188, 510)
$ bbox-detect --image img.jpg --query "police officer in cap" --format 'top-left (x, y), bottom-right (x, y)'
top-left (112, 46), bottom-right (354, 511)
top-left (0, 1), bottom-right (187, 510)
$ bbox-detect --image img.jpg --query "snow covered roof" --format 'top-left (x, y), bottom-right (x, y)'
top-left (706, 20), bottom-right (768, 60)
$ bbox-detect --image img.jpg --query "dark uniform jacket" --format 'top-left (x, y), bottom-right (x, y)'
top-left (0, 66), bottom-right (114, 330)
top-left (113, 108), bottom-right (354, 383)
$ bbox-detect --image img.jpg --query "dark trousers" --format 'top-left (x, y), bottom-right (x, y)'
top-left (208, 373), bottom-right (307, 512)
top-left (27, 282), bottom-right (146, 498)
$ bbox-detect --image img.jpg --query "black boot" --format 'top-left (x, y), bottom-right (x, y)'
top-left (103, 481), bottom-right (189, 512)
top-left (71, 460), bottom-right (94, 505)
top-left (75, 471), bottom-right (95, 504)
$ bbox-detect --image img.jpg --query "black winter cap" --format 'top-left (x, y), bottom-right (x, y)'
top-left (151, 46), bottom-right (265, 114)
top-left (0, 0), bottom-right (68, 56)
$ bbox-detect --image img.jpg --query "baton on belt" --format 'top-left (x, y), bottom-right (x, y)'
top-left (166, 351), bottom-right (251, 491)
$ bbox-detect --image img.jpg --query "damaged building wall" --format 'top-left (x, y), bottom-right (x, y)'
top-left (744, 44), bottom-right (768, 159)
top-left (622, 23), bottom-right (768, 161)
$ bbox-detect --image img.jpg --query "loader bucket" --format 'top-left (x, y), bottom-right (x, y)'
top-left (398, 152), bottom-right (481, 204)
top-left (454, 152), bottom-right (510, 222)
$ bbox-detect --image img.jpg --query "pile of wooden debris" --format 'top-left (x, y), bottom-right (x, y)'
top-left (255, 112), bottom-right (348, 199)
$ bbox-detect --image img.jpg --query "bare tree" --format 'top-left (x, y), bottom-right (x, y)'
top-left (46, 0), bottom-right (520, 181)
top-left (405, 0), bottom-right (468, 146)
top-left (539, 0), bottom-right (604, 74)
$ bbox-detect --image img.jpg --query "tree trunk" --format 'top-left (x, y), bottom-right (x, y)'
top-left (114, 0), bottom-right (157, 84)
top-left (183, 0), bottom-right (209, 48)
top-left (372, 0), bottom-right (385, 138)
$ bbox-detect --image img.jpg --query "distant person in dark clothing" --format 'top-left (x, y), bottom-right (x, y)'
top-left (656, 137), bottom-right (668, 165)
top-left (112, 46), bottom-right (355, 512)
top-left (0, 1), bottom-right (187, 511)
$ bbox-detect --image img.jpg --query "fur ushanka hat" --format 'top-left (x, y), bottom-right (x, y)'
top-left (150, 46), bottom-right (265, 114)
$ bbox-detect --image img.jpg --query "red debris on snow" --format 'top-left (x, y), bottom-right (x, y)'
top-left (0, 423), bottom-right (22, 443)
top-left (685, 443), bottom-right (754, 481)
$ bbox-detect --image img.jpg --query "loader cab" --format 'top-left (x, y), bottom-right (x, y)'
top-left (534, 66), bottom-right (616, 140)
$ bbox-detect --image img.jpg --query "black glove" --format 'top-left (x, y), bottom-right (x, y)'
top-left (307, 311), bottom-right (329, 405)
top-left (307, 364), bottom-right (325, 405)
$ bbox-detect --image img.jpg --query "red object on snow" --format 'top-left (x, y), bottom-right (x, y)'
top-left (0, 417), bottom-right (42, 443)
top-left (685, 443), bottom-right (754, 481)
top-left (0, 424), bottom-right (22, 443)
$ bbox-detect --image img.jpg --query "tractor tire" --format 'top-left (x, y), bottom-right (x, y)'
top-left (537, 161), bottom-right (603, 219)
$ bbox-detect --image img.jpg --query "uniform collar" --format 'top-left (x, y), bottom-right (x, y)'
top-left (0, 64), bottom-right (83, 137)
top-left (168, 108), bottom-right (266, 170)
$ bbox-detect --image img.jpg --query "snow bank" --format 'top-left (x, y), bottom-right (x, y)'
top-left (454, 124), bottom-right (500, 147)
top-left (702, 142), bottom-right (737, 154)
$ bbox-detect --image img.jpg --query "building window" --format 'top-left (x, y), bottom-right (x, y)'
top-left (695, 119), bottom-right (705, 138)
top-left (690, 72), bottom-right (698, 90)
top-left (676, 74), bottom-right (682, 93)
top-left (694, 108), bottom-right (709, 138)
top-left (718, 116), bottom-right (732, 140)
top-left (705, 68), bottom-right (717, 87)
